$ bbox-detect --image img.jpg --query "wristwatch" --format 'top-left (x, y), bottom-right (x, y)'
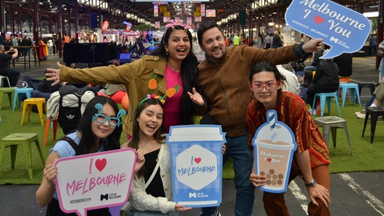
top-left (305, 179), bottom-right (317, 187)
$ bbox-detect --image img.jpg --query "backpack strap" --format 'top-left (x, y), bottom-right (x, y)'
top-left (60, 136), bottom-right (79, 155)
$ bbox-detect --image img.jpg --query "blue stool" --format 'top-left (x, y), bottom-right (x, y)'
top-left (13, 88), bottom-right (34, 111)
top-left (338, 83), bottom-right (361, 107)
top-left (312, 91), bottom-right (341, 117)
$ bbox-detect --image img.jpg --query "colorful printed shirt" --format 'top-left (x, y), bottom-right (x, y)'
top-left (246, 92), bottom-right (330, 168)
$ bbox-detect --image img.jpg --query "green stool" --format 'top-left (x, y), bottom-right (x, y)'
top-left (0, 87), bottom-right (15, 110)
top-left (0, 133), bottom-right (45, 179)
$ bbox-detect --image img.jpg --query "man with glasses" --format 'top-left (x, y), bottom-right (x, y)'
top-left (195, 21), bottom-right (323, 216)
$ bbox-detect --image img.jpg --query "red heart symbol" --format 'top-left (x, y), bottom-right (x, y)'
top-left (267, 158), bottom-right (271, 162)
top-left (314, 15), bottom-right (325, 24)
top-left (95, 158), bottom-right (107, 172)
top-left (194, 157), bottom-right (202, 164)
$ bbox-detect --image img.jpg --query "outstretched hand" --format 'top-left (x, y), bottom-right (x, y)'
top-left (302, 38), bottom-right (324, 53)
top-left (175, 204), bottom-right (192, 212)
top-left (45, 62), bottom-right (63, 86)
top-left (187, 87), bottom-right (204, 106)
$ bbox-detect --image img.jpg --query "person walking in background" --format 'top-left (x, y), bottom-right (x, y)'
top-left (306, 49), bottom-right (339, 110)
top-left (196, 21), bottom-right (323, 216)
top-left (0, 45), bottom-right (20, 87)
top-left (271, 31), bottom-right (282, 48)
top-left (233, 34), bottom-right (240, 46)
top-left (247, 62), bottom-right (331, 216)
top-left (36, 96), bottom-right (143, 216)
top-left (264, 33), bottom-right (272, 49)
top-left (121, 97), bottom-right (192, 215)
top-left (369, 34), bottom-right (377, 56)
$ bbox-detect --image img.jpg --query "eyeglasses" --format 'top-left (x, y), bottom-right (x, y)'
top-left (93, 114), bottom-right (120, 127)
top-left (252, 81), bottom-right (279, 92)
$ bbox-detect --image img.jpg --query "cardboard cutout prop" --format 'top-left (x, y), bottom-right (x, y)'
top-left (252, 110), bottom-right (297, 193)
top-left (54, 148), bottom-right (136, 216)
top-left (166, 125), bottom-right (226, 207)
top-left (285, 0), bottom-right (371, 59)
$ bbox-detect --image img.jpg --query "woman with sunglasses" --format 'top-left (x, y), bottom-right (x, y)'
top-left (246, 62), bottom-right (331, 216)
top-left (36, 96), bottom-right (144, 216)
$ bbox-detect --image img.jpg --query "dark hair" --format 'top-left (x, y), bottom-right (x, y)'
top-left (303, 69), bottom-right (313, 87)
top-left (197, 21), bottom-right (224, 45)
top-left (249, 62), bottom-right (286, 94)
top-left (77, 96), bottom-right (122, 154)
top-left (129, 98), bottom-right (165, 177)
top-left (151, 25), bottom-right (201, 125)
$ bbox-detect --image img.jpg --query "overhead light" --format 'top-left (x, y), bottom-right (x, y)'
top-left (363, 11), bottom-right (378, 18)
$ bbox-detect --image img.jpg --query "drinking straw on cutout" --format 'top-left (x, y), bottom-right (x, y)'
top-left (268, 111), bottom-right (277, 143)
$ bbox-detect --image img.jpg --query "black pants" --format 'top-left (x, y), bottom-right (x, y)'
top-left (46, 198), bottom-right (111, 216)
top-left (306, 84), bottom-right (338, 107)
top-left (0, 68), bottom-right (20, 87)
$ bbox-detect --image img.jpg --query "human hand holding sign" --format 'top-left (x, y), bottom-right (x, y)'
top-left (285, 0), bottom-right (371, 59)
top-left (54, 148), bottom-right (136, 216)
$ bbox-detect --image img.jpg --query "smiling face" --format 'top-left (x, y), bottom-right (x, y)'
top-left (249, 71), bottom-right (281, 111)
top-left (164, 29), bottom-right (191, 63)
top-left (137, 104), bottom-right (164, 138)
top-left (199, 27), bottom-right (227, 62)
top-left (91, 103), bottom-right (116, 141)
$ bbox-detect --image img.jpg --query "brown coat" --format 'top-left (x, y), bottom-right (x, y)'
top-left (198, 44), bottom-right (304, 137)
top-left (60, 55), bottom-right (167, 135)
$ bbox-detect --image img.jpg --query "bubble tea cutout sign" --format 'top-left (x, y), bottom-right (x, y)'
top-left (252, 110), bottom-right (297, 193)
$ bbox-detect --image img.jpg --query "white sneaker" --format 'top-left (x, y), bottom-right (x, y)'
top-left (357, 113), bottom-right (366, 119)
top-left (355, 109), bottom-right (366, 116)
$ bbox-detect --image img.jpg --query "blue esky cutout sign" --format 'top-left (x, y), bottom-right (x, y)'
top-left (166, 125), bottom-right (226, 207)
top-left (285, 0), bottom-right (371, 59)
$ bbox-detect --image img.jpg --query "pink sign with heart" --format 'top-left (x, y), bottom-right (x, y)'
top-left (54, 148), bottom-right (137, 216)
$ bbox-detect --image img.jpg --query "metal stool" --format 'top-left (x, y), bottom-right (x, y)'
top-left (0, 75), bottom-right (11, 88)
top-left (20, 98), bottom-right (47, 126)
top-left (44, 116), bottom-right (58, 146)
top-left (0, 87), bottom-right (15, 110)
top-left (13, 87), bottom-right (34, 111)
top-left (312, 91), bottom-right (341, 117)
top-left (358, 81), bottom-right (375, 96)
top-left (314, 116), bottom-right (353, 155)
top-left (0, 133), bottom-right (45, 179)
top-left (362, 107), bottom-right (384, 143)
top-left (338, 83), bottom-right (361, 107)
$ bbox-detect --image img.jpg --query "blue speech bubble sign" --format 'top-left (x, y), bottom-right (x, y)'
top-left (285, 0), bottom-right (371, 59)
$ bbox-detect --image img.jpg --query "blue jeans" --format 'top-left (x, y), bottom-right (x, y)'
top-left (379, 58), bottom-right (384, 82)
top-left (201, 133), bottom-right (255, 216)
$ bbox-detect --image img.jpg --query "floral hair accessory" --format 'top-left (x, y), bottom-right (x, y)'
top-left (165, 19), bottom-right (192, 32)
top-left (163, 19), bottom-right (192, 44)
top-left (92, 103), bottom-right (126, 127)
top-left (138, 73), bottom-right (180, 108)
